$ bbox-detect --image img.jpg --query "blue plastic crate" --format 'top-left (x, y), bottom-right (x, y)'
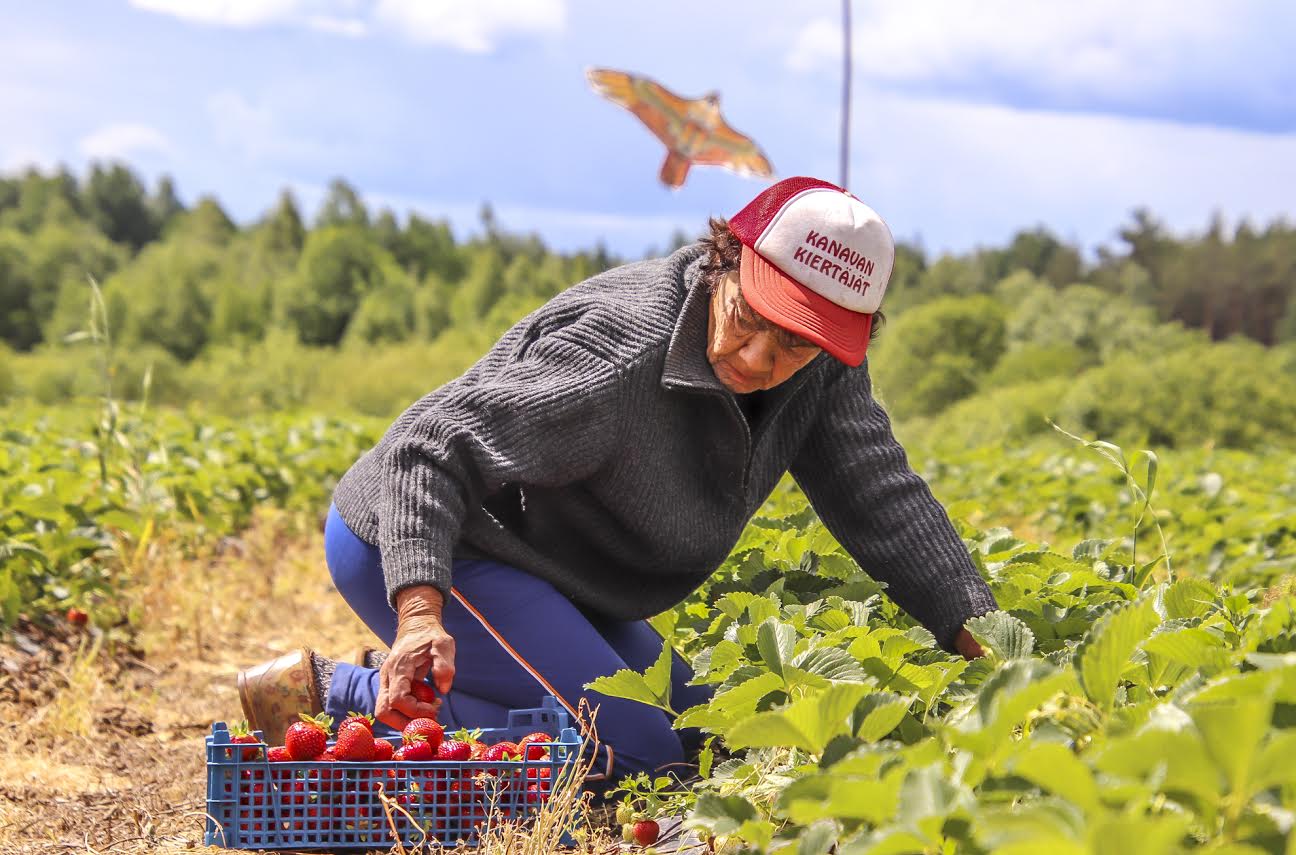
top-left (205, 696), bottom-right (581, 849)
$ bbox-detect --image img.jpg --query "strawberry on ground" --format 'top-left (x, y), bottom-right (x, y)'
top-left (335, 719), bottom-right (377, 761)
top-left (633, 820), bottom-right (660, 846)
top-left (402, 718), bottom-right (444, 751)
top-left (285, 712), bottom-right (332, 761)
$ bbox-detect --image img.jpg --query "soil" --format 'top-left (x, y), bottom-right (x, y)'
top-left (0, 509), bottom-right (380, 855)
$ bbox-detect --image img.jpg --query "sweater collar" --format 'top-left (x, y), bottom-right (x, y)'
top-left (661, 250), bottom-right (728, 395)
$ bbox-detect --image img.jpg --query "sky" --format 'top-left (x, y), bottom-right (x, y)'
top-left (2, 1), bottom-right (1294, 259)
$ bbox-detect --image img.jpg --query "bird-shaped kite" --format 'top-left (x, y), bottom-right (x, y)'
top-left (586, 68), bottom-right (774, 189)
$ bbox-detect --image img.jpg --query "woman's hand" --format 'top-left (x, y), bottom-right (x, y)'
top-left (954, 627), bottom-right (985, 660)
top-left (375, 585), bottom-right (456, 730)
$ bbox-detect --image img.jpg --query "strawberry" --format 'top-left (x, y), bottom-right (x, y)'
top-left (66, 607), bottom-right (88, 626)
top-left (391, 746), bottom-right (406, 761)
top-left (410, 680), bottom-right (438, 706)
top-left (285, 712), bottom-right (332, 761)
top-left (335, 720), bottom-right (376, 761)
top-left (435, 739), bottom-right (471, 761)
top-left (482, 741), bottom-right (520, 762)
top-left (341, 711), bottom-right (375, 733)
top-left (401, 734), bottom-right (435, 762)
top-left (372, 738), bottom-right (394, 761)
top-left (517, 731), bottom-right (552, 760)
top-left (402, 718), bottom-right (444, 751)
top-left (632, 819), bottom-right (660, 846)
top-left (267, 745), bottom-right (291, 763)
top-left (320, 747), bottom-right (338, 761)
top-left (229, 720), bottom-right (263, 761)
top-left (469, 740), bottom-right (488, 760)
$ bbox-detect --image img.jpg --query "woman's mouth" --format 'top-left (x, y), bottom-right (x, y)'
top-left (721, 363), bottom-right (755, 387)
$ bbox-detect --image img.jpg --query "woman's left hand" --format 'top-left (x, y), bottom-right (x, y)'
top-left (954, 627), bottom-right (985, 660)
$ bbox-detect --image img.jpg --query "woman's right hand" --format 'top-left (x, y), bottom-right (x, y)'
top-left (375, 585), bottom-right (456, 731)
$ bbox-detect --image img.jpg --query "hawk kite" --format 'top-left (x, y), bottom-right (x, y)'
top-left (586, 68), bottom-right (775, 189)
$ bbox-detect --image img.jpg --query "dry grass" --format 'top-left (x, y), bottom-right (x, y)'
top-left (0, 508), bottom-right (624, 855)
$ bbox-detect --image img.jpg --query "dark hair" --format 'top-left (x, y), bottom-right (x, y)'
top-left (697, 217), bottom-right (885, 340)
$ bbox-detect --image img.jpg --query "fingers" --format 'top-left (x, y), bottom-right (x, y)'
top-left (393, 693), bottom-right (441, 722)
top-left (432, 636), bottom-right (456, 695)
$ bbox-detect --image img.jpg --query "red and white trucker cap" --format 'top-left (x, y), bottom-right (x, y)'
top-left (728, 176), bottom-right (895, 367)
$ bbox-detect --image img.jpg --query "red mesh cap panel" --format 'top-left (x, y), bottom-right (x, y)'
top-left (728, 176), bottom-right (844, 246)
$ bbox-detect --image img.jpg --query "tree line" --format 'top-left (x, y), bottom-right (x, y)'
top-left (1, 161), bottom-right (1294, 367)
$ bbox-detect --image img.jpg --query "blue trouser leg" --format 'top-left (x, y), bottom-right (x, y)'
top-left (323, 503), bottom-right (714, 780)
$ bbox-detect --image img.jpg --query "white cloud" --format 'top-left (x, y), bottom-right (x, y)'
top-left (373, 0), bottom-right (564, 52)
top-left (826, 88), bottom-right (1296, 255)
top-left (786, 1), bottom-right (1290, 124)
top-left (130, 0), bottom-right (564, 52)
top-left (79, 122), bottom-right (173, 161)
top-left (128, 0), bottom-right (316, 28)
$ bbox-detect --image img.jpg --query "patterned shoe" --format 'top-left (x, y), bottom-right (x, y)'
top-left (237, 647), bottom-right (322, 745)
top-left (353, 646), bottom-right (389, 669)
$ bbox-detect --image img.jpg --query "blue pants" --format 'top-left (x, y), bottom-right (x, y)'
top-left (322, 503), bottom-right (712, 781)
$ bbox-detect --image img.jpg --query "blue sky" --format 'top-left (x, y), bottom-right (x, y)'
top-left (2, 1), bottom-right (1294, 259)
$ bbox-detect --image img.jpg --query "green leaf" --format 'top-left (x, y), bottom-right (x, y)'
top-left (1161, 577), bottom-right (1216, 620)
top-left (1075, 598), bottom-right (1159, 714)
top-left (1006, 743), bottom-right (1099, 812)
top-left (726, 682), bottom-right (871, 755)
top-left (796, 820), bottom-right (839, 855)
top-left (853, 692), bottom-right (913, 743)
top-left (966, 610), bottom-right (1035, 660)
top-left (673, 671), bottom-right (783, 731)
top-left (585, 639), bottom-right (675, 714)
top-left (1141, 627), bottom-right (1230, 672)
top-left (687, 793), bottom-right (757, 837)
top-left (756, 617), bottom-right (797, 678)
top-left (1189, 681), bottom-right (1275, 797)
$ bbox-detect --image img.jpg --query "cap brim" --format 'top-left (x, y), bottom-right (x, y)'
top-left (739, 245), bottom-right (872, 367)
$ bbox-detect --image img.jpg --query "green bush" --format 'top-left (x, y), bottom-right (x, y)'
top-left (907, 339), bottom-right (1296, 451)
top-left (985, 344), bottom-right (1092, 386)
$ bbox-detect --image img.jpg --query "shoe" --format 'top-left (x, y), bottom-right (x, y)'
top-left (353, 646), bottom-right (388, 670)
top-left (237, 647), bottom-right (322, 745)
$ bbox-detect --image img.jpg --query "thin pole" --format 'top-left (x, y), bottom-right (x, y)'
top-left (840, 0), bottom-right (852, 189)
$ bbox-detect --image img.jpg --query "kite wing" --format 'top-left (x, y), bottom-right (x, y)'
top-left (586, 68), bottom-right (692, 150)
top-left (690, 119), bottom-right (775, 177)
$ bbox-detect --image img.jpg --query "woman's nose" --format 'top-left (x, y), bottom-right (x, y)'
top-left (738, 336), bottom-right (777, 375)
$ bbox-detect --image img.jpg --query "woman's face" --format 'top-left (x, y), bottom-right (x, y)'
top-left (706, 270), bottom-right (822, 394)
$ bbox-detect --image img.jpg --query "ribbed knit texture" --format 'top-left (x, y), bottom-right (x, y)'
top-left (331, 243), bottom-right (998, 651)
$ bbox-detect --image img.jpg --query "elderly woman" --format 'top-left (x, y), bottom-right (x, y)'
top-left (238, 177), bottom-right (997, 778)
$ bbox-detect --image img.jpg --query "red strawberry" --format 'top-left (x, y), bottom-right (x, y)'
top-left (434, 739), bottom-right (471, 761)
top-left (391, 747), bottom-right (406, 761)
top-left (229, 720), bottom-right (263, 761)
top-left (320, 747), bottom-right (338, 761)
top-left (410, 680), bottom-right (438, 706)
top-left (517, 732), bottom-right (552, 760)
top-left (267, 745), bottom-right (291, 763)
top-left (335, 720), bottom-right (376, 761)
top-left (285, 713), bottom-right (332, 761)
top-left (341, 711), bottom-right (375, 733)
top-left (401, 734), bottom-right (435, 762)
top-left (469, 740), bottom-right (488, 760)
top-left (402, 718), bottom-right (443, 751)
top-left (483, 741), bottom-right (520, 762)
top-left (633, 819), bottom-right (660, 846)
top-left (66, 607), bottom-right (88, 626)
top-left (372, 738), bottom-right (394, 761)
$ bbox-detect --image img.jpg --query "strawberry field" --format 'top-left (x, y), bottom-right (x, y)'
top-left (5, 402), bottom-right (1296, 853)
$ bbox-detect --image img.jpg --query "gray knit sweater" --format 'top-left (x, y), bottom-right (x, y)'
top-left (331, 243), bottom-right (997, 651)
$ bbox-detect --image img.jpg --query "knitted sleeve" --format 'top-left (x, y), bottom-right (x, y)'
top-left (377, 336), bottom-right (623, 607)
top-left (789, 360), bottom-right (998, 651)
